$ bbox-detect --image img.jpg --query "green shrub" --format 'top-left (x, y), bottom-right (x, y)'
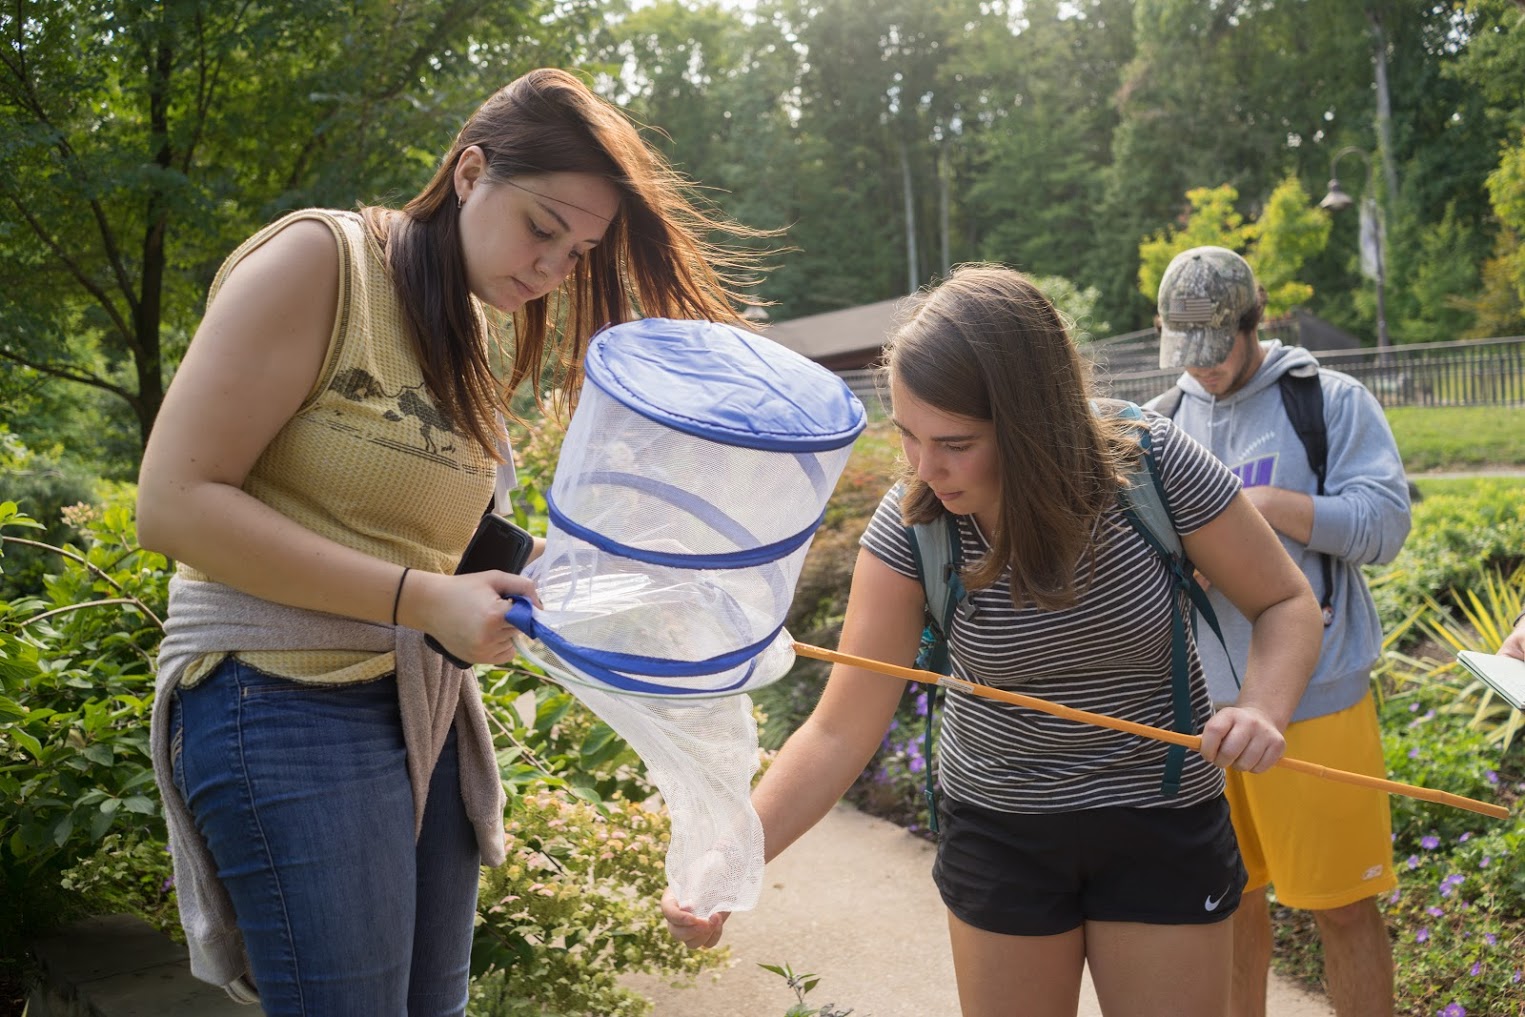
top-left (0, 499), bottom-right (169, 970)
top-left (0, 433), bottom-right (98, 599)
top-left (1270, 600), bottom-right (1525, 1015)
top-left (471, 785), bottom-right (718, 1017)
top-left (1368, 480), bottom-right (1525, 641)
top-left (1, 493), bottom-right (720, 1014)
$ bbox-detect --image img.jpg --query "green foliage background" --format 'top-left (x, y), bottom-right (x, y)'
top-left (6, 1), bottom-right (1525, 466)
top-left (0, 486), bottom-right (721, 1016)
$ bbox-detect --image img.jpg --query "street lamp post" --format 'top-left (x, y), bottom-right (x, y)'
top-left (1319, 145), bottom-right (1391, 353)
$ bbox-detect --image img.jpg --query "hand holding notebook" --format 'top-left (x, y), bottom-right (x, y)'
top-left (1457, 650), bottom-right (1525, 710)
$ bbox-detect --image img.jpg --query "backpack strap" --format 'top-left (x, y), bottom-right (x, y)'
top-left (1153, 385), bottom-right (1185, 419)
top-left (908, 515), bottom-right (962, 833)
top-left (1111, 401), bottom-right (1238, 796)
top-left (1276, 368), bottom-right (1335, 627)
top-left (909, 400), bottom-right (1237, 811)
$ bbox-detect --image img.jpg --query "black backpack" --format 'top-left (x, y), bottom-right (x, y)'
top-left (1153, 368), bottom-right (1335, 628)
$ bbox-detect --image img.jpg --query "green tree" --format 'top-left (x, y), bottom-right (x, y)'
top-left (1456, 226), bottom-right (1525, 339)
top-left (1250, 175), bottom-right (1330, 317)
top-left (963, 0), bottom-right (1134, 284)
top-left (0, 0), bottom-right (584, 455)
top-left (1135, 184), bottom-right (1254, 303)
top-left (1484, 133), bottom-right (1525, 311)
top-left (1104, 0), bottom-right (1373, 329)
top-left (1395, 203), bottom-right (1484, 343)
top-left (1136, 179), bottom-right (1329, 319)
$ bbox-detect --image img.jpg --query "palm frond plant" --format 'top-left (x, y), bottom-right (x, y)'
top-left (1383, 565), bottom-right (1525, 752)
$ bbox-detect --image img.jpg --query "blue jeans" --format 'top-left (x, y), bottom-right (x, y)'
top-left (170, 658), bottom-right (480, 1016)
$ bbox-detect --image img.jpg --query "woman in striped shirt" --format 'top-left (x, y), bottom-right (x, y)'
top-left (666, 264), bottom-right (1323, 1017)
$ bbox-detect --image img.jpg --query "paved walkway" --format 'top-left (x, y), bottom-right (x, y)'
top-left (626, 804), bottom-right (1336, 1017)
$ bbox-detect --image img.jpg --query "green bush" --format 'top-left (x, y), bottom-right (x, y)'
top-left (0, 500), bottom-right (169, 966)
top-left (1368, 479), bottom-right (1525, 641)
top-left (1, 494), bottom-right (721, 1014)
top-left (0, 433), bottom-right (99, 600)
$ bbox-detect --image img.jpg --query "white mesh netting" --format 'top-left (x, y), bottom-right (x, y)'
top-left (511, 318), bottom-right (863, 918)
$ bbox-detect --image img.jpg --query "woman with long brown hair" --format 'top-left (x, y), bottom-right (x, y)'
top-left (666, 264), bottom-right (1324, 1017)
top-left (137, 68), bottom-right (760, 1015)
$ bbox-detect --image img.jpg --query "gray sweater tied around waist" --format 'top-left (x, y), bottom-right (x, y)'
top-left (149, 576), bottom-right (507, 999)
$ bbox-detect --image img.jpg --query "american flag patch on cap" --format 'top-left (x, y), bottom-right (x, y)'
top-left (1167, 296), bottom-right (1218, 323)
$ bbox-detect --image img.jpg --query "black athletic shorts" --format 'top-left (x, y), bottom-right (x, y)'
top-left (932, 794), bottom-right (1246, 936)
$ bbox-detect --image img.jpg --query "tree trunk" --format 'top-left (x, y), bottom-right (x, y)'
top-left (900, 136), bottom-right (918, 294)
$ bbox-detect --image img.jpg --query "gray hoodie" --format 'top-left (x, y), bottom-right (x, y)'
top-left (1146, 340), bottom-right (1411, 722)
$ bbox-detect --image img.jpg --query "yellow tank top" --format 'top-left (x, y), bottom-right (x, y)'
top-left (181, 209), bottom-right (499, 684)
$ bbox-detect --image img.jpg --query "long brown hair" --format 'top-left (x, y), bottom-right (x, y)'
top-left (362, 68), bottom-right (764, 453)
top-left (887, 265), bottom-right (1140, 611)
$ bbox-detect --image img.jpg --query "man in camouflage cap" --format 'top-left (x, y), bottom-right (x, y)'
top-left (1149, 246), bottom-right (1411, 1017)
top-left (1156, 245), bottom-right (1260, 374)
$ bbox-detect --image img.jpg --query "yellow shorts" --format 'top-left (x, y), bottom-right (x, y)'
top-left (1224, 692), bottom-right (1397, 910)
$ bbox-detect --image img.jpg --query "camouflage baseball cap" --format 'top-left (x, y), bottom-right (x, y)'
top-left (1156, 246), bottom-right (1258, 369)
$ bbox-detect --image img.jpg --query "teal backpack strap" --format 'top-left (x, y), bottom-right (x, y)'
top-left (1110, 401), bottom-right (1238, 797)
top-left (908, 514), bottom-right (962, 833)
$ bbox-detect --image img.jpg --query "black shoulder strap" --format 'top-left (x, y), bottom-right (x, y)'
top-left (1277, 370), bottom-right (1327, 484)
top-left (1276, 370), bottom-right (1334, 625)
top-left (1154, 386), bottom-right (1184, 418)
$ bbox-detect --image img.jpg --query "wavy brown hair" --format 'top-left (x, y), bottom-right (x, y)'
top-left (886, 265), bottom-right (1142, 611)
top-left (362, 68), bottom-right (765, 453)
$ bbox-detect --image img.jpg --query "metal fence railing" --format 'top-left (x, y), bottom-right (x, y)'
top-left (1095, 336), bottom-right (1525, 409)
top-left (836, 367), bottom-right (887, 415)
top-left (835, 337), bottom-right (1525, 413)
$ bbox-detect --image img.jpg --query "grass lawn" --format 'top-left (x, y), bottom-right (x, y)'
top-left (1387, 404), bottom-right (1525, 473)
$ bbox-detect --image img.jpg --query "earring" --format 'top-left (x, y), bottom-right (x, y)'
top-left (456, 195), bottom-right (463, 210)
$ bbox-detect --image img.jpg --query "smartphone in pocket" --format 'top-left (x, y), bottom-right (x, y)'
top-left (424, 514), bottom-right (535, 668)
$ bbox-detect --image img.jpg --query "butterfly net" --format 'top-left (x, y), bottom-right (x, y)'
top-left (509, 318), bottom-right (865, 917)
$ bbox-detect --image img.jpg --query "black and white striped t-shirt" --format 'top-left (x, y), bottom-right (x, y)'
top-left (861, 412), bottom-right (1242, 813)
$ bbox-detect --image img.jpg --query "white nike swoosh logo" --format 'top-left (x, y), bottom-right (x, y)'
top-left (1204, 890), bottom-right (1227, 911)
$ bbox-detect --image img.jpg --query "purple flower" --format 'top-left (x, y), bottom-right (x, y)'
top-left (1513, 970), bottom-right (1522, 983)
top-left (1485, 770), bottom-right (1498, 785)
top-left (1458, 832), bottom-right (1472, 843)
top-left (1485, 933), bottom-right (1497, 946)
top-left (1409, 702), bottom-right (1420, 712)
top-left (1417, 927), bottom-right (1430, 943)
top-left (1388, 888), bottom-right (1401, 904)
top-left (909, 757), bottom-right (925, 774)
top-left (1439, 1004), bottom-right (1466, 1017)
top-left (1408, 746), bottom-right (1421, 758)
top-left (1407, 855), bottom-right (1420, 870)
top-left (1470, 962), bottom-right (1481, 976)
top-left (914, 692), bottom-right (929, 717)
top-left (1421, 835), bottom-right (1439, 850)
top-left (1426, 906), bottom-right (1444, 918)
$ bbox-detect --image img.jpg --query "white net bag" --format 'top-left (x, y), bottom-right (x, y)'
top-left (508, 317), bottom-right (865, 917)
